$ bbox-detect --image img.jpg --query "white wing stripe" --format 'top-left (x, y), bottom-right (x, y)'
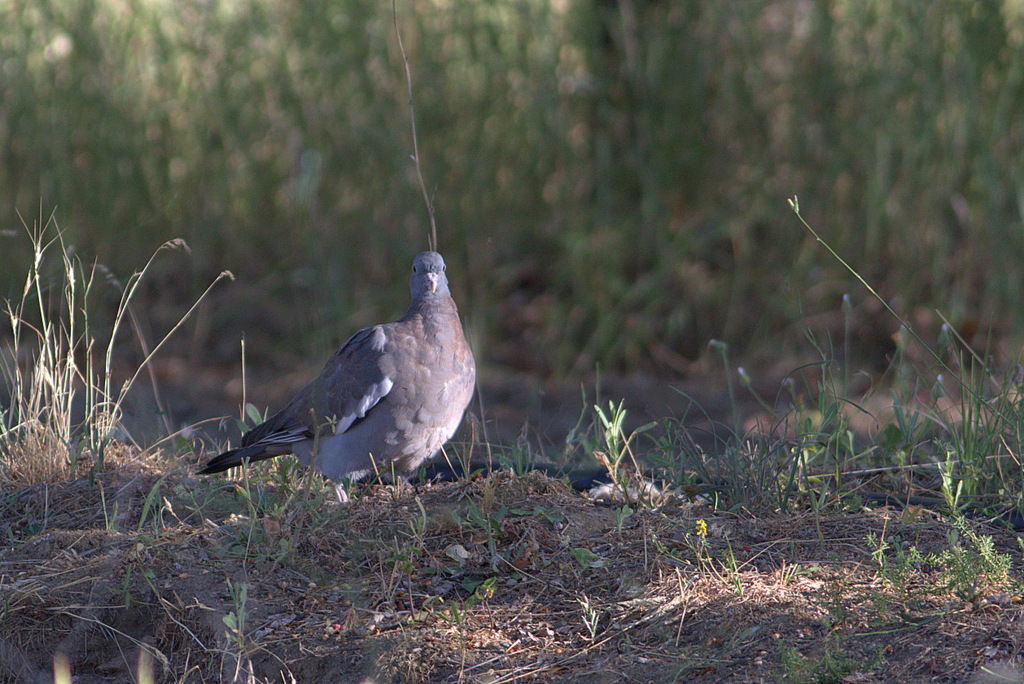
top-left (334, 377), bottom-right (394, 435)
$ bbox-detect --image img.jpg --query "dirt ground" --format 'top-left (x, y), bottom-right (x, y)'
top-left (4, 356), bottom-right (1024, 683)
top-left (3, 445), bottom-right (1024, 683)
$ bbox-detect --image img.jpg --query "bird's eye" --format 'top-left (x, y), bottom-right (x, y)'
top-left (442, 264), bottom-right (446, 272)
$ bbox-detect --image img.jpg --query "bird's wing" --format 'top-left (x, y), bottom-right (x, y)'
top-left (241, 325), bottom-right (395, 448)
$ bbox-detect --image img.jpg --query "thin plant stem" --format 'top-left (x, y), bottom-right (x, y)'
top-left (392, 0), bottom-right (437, 252)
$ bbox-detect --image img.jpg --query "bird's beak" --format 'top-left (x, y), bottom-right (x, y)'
top-left (427, 273), bottom-right (438, 293)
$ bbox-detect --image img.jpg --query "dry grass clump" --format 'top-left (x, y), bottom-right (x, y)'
top-left (0, 215), bottom-right (230, 486)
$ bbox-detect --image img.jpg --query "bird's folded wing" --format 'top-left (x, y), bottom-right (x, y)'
top-left (241, 325), bottom-right (395, 447)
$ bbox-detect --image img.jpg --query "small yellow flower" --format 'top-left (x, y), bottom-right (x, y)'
top-left (695, 519), bottom-right (708, 539)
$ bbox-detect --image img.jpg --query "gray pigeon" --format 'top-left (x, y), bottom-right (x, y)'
top-left (199, 251), bottom-right (475, 501)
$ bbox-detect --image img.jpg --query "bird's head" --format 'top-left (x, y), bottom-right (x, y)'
top-left (411, 251), bottom-right (450, 299)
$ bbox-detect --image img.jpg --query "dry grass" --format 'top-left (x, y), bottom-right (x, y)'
top-left (2, 456), bottom-right (1023, 684)
top-left (0, 216), bottom-right (231, 487)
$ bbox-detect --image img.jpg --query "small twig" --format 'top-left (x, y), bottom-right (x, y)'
top-left (475, 382), bottom-right (494, 471)
top-left (392, 0), bottom-right (438, 251)
top-left (674, 567), bottom-right (691, 648)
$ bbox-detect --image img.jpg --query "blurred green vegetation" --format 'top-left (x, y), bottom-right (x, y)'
top-left (3, 0), bottom-right (1024, 374)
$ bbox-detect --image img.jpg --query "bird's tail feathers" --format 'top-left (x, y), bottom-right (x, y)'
top-left (197, 444), bottom-right (284, 474)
